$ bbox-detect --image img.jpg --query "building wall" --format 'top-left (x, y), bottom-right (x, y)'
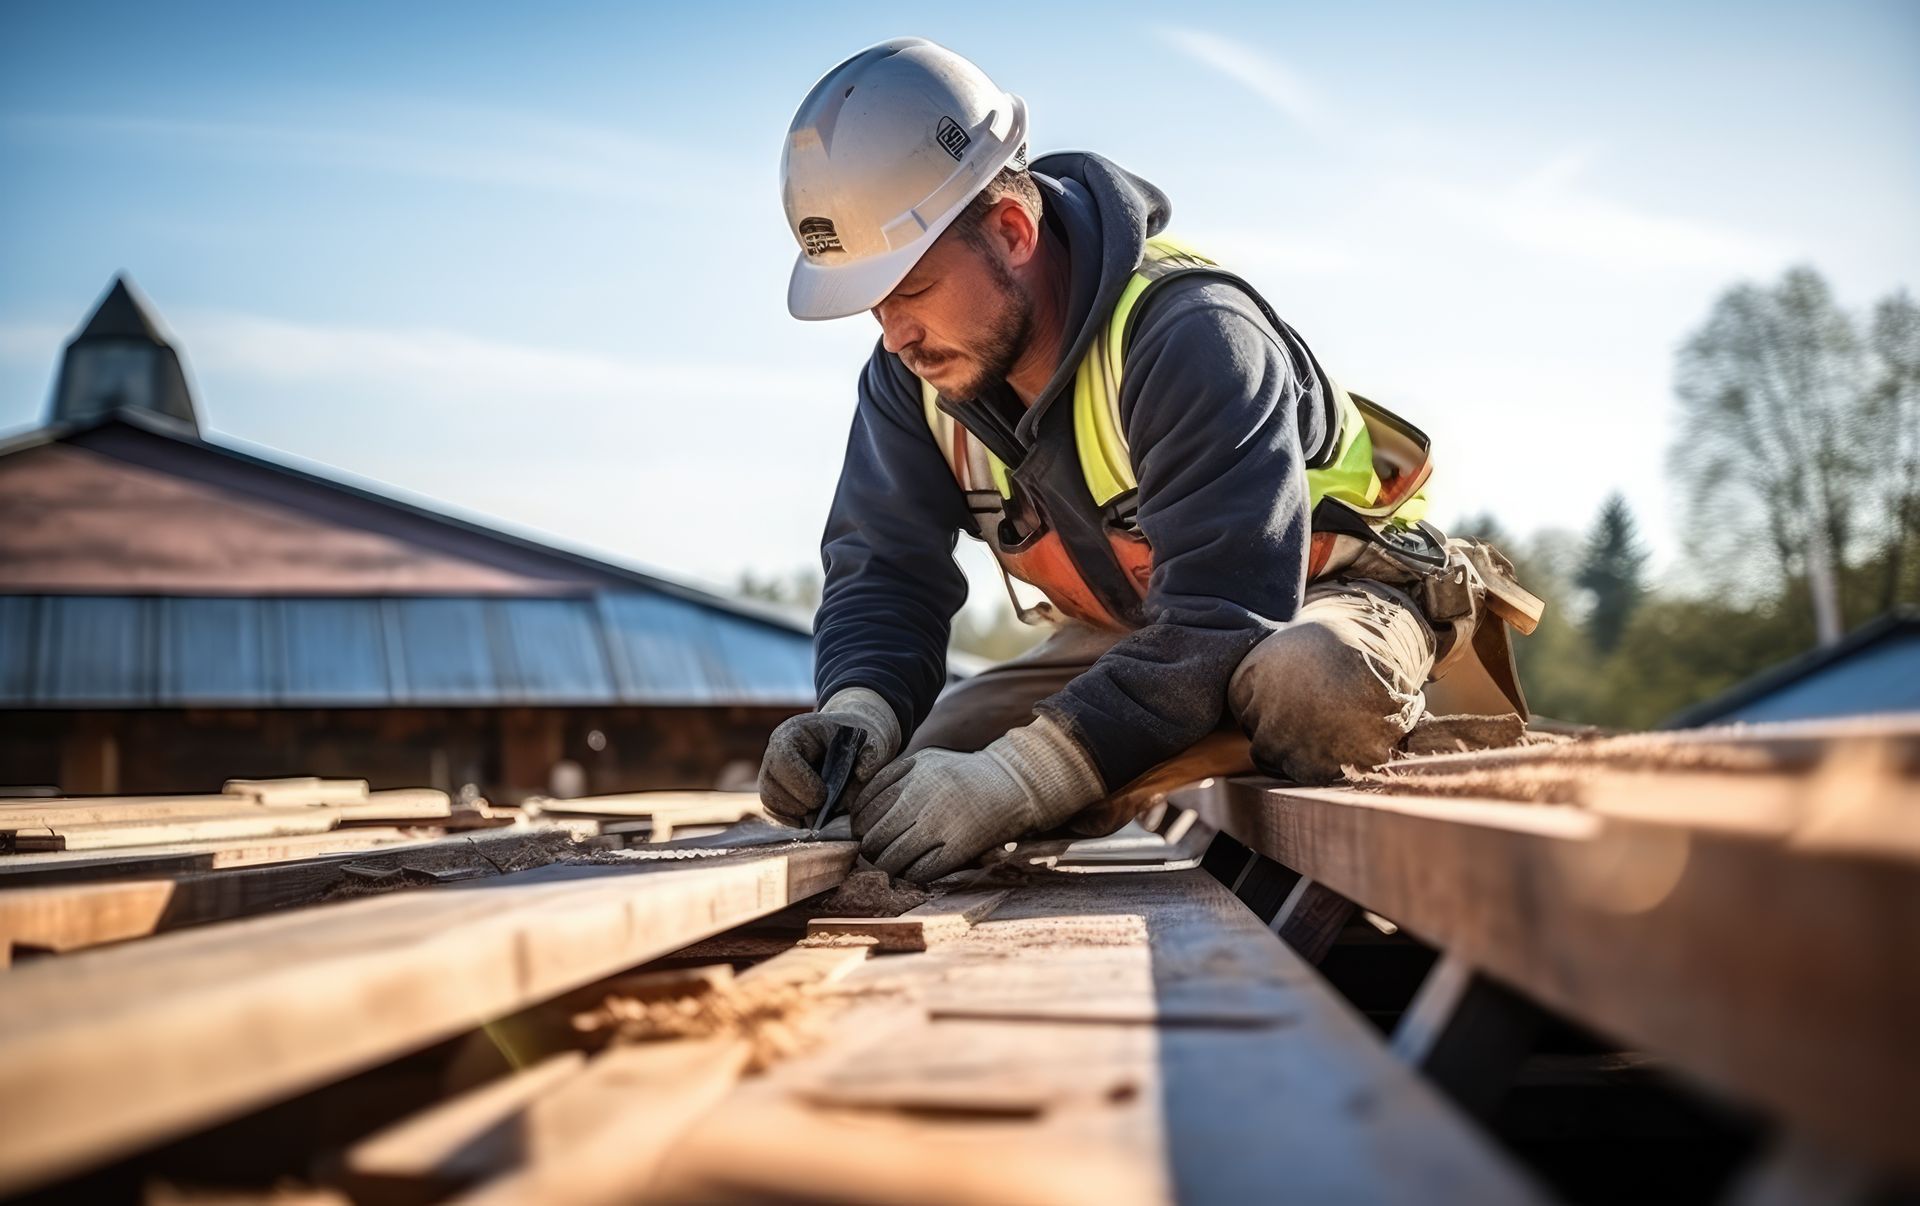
top-left (0, 705), bottom-right (803, 800)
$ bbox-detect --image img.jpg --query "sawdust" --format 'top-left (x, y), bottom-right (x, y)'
top-left (574, 975), bottom-right (854, 1073)
top-left (316, 831), bottom-right (586, 900)
top-left (1349, 764), bottom-right (1590, 805)
top-left (488, 829), bottom-right (593, 872)
top-left (1400, 713), bottom-right (1540, 757)
top-left (814, 867), bottom-right (931, 918)
top-left (1354, 730), bottom-right (1801, 805)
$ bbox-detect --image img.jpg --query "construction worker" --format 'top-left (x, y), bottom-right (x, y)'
top-left (760, 38), bottom-right (1537, 883)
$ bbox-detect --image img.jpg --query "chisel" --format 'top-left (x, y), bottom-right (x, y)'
top-left (808, 726), bottom-right (869, 838)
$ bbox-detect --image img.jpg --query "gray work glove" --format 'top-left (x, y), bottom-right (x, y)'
top-left (758, 687), bottom-right (901, 827)
top-left (851, 715), bottom-right (1107, 883)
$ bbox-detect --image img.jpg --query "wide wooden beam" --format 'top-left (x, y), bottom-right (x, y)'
top-left (1185, 777), bottom-right (1920, 1172)
top-left (0, 829), bottom-right (604, 959)
top-left (0, 842), bottom-right (854, 1195)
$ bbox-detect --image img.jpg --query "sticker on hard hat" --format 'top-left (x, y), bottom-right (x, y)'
top-left (798, 217), bottom-right (844, 257)
top-left (936, 116), bottom-right (971, 161)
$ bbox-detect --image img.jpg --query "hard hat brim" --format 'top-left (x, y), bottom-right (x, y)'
top-left (786, 236), bottom-right (933, 321)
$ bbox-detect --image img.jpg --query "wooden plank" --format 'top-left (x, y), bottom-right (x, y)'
top-left (648, 868), bottom-right (1544, 1204)
top-left (0, 828), bottom-right (419, 884)
top-left (735, 943), bottom-right (869, 990)
top-left (3, 808), bottom-right (341, 852)
top-left (0, 795), bottom-right (256, 828)
top-left (0, 793), bottom-right (451, 833)
top-left (1187, 776), bottom-right (1920, 1172)
top-left (0, 879), bottom-right (176, 964)
top-left (526, 790), bottom-right (759, 821)
top-left (806, 885), bottom-right (1011, 952)
top-left (0, 830), bottom-right (595, 959)
top-left (451, 1039), bottom-right (751, 1206)
top-left (326, 790), bottom-right (453, 823)
top-left (0, 842), bottom-right (855, 1195)
top-left (224, 777), bottom-right (370, 806)
top-left (343, 1052), bottom-right (588, 1205)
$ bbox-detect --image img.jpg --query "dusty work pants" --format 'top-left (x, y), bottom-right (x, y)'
top-left (906, 577), bottom-right (1438, 835)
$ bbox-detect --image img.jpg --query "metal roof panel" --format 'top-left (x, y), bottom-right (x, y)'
top-left (388, 598), bottom-right (497, 703)
top-left (276, 598), bottom-right (391, 704)
top-left (493, 598), bottom-right (618, 703)
top-left (159, 597), bottom-right (269, 704)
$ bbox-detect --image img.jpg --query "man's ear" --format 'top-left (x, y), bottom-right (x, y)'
top-left (993, 198), bottom-right (1042, 268)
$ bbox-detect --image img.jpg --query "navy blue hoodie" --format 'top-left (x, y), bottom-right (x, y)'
top-left (811, 152), bottom-right (1334, 791)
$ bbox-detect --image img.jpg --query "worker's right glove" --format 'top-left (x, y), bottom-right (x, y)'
top-left (850, 715), bottom-right (1107, 883)
top-left (757, 687), bottom-right (901, 827)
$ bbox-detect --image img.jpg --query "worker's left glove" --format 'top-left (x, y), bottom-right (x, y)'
top-left (851, 716), bottom-right (1107, 883)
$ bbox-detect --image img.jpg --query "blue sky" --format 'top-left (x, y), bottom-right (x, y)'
top-left (3, 0), bottom-right (1916, 609)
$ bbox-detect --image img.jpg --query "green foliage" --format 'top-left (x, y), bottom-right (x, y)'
top-left (735, 567), bottom-right (822, 610)
top-left (951, 602), bottom-right (1048, 660)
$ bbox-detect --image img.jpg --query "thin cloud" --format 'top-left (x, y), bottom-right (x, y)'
top-left (3, 109), bottom-right (693, 203)
top-left (1156, 26), bottom-right (1332, 140)
top-left (1154, 25), bottom-right (1781, 277)
top-left (1416, 150), bottom-right (1784, 274)
top-left (179, 311), bottom-right (840, 405)
top-left (0, 312), bottom-right (840, 408)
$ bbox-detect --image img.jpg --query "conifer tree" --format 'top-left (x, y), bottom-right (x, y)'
top-left (1577, 494), bottom-right (1649, 654)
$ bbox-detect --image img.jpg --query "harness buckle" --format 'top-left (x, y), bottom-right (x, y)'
top-left (1420, 561), bottom-right (1475, 622)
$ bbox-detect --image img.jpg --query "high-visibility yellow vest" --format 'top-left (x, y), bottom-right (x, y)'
top-left (918, 237), bottom-right (1435, 629)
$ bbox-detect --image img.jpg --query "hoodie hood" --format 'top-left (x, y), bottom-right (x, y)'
top-left (1016, 152), bottom-right (1171, 439)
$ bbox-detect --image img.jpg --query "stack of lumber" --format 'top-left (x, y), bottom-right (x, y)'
top-left (0, 784), bottom-right (763, 963)
top-left (0, 778), bottom-right (455, 857)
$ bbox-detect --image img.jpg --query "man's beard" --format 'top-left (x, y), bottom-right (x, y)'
top-left (930, 255), bottom-right (1034, 403)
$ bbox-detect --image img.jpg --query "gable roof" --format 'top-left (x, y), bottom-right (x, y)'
top-left (0, 406), bottom-right (811, 623)
top-left (0, 409), bottom-right (832, 708)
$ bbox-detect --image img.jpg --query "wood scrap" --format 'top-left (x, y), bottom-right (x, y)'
top-left (806, 885), bottom-right (1011, 952)
top-left (224, 778), bottom-right (370, 806)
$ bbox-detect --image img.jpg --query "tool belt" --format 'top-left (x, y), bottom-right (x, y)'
top-left (1312, 517), bottom-right (1544, 720)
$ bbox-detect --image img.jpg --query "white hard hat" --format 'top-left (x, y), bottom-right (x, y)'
top-left (782, 38), bottom-right (1029, 320)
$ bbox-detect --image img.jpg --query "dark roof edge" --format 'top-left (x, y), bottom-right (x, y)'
top-left (1660, 607), bottom-right (1920, 729)
top-left (2, 410), bottom-right (817, 638)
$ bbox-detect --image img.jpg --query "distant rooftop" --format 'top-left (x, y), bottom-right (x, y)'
top-left (2, 278), bottom-right (833, 710)
top-left (1664, 609), bottom-right (1920, 728)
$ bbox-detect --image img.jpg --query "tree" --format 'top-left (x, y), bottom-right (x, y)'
top-left (735, 567), bottom-right (822, 611)
top-left (1575, 494), bottom-right (1649, 654)
top-left (1868, 290), bottom-right (1920, 608)
top-left (1672, 266), bottom-right (1873, 646)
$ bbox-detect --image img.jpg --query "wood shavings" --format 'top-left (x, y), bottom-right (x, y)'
top-left (575, 972), bottom-right (854, 1073)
